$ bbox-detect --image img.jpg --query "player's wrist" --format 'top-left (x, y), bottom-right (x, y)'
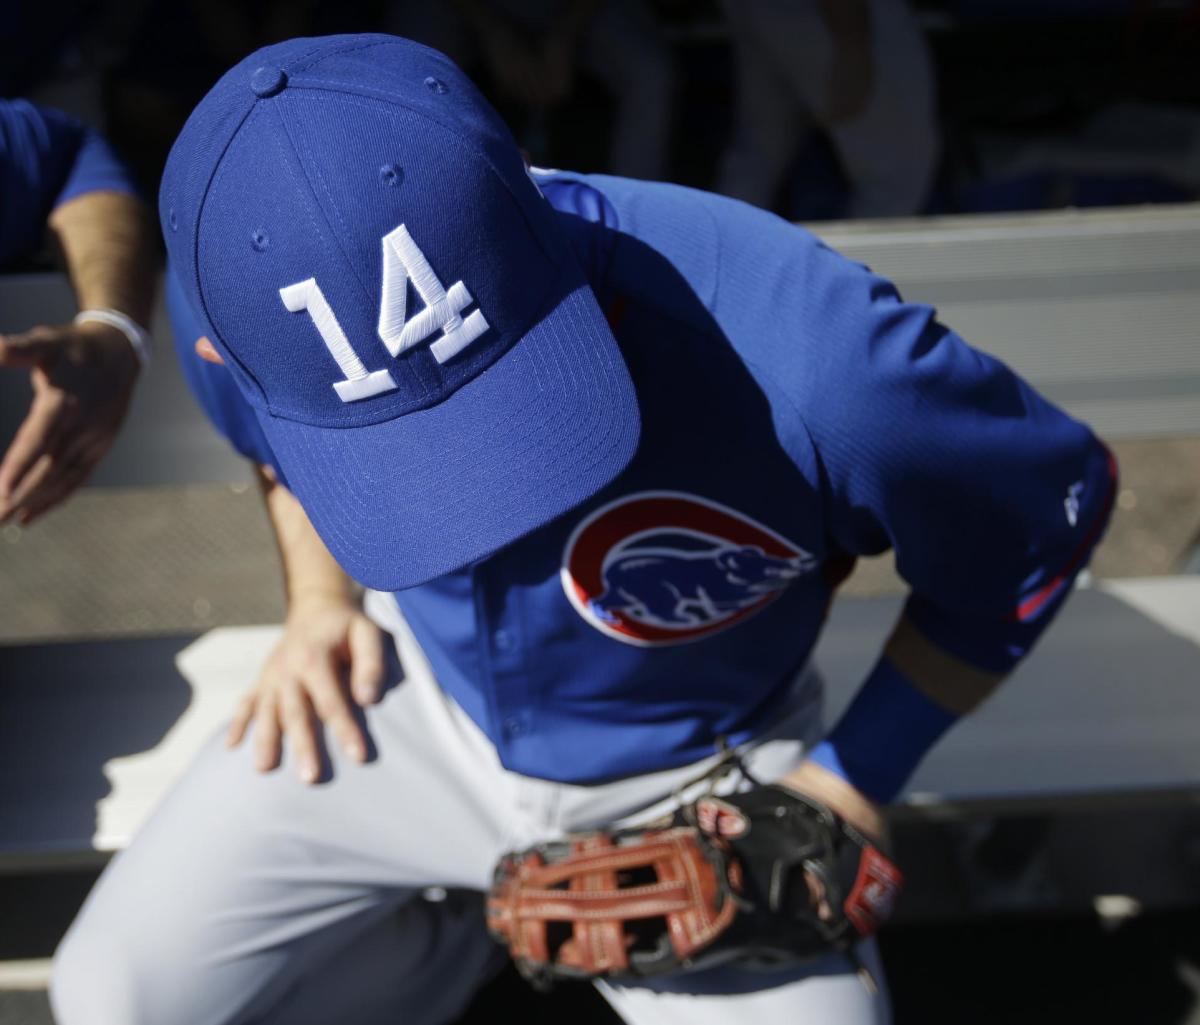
top-left (778, 759), bottom-right (887, 847)
top-left (287, 584), bottom-right (359, 617)
top-left (812, 656), bottom-right (959, 805)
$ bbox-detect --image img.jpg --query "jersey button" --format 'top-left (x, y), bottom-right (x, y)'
top-left (502, 716), bottom-right (527, 738)
top-left (493, 629), bottom-right (514, 652)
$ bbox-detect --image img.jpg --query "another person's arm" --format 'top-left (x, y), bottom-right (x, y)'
top-left (0, 101), bottom-right (156, 523)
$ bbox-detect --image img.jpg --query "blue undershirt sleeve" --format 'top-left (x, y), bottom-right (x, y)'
top-left (808, 658), bottom-right (958, 802)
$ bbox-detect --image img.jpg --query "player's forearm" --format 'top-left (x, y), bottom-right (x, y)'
top-left (256, 465), bottom-right (357, 610)
top-left (778, 758), bottom-right (888, 844)
top-left (47, 190), bottom-right (157, 329)
top-left (814, 431), bottom-right (1117, 802)
top-left (807, 613), bottom-right (1005, 803)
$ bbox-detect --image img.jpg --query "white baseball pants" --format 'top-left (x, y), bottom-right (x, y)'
top-left (52, 592), bottom-right (889, 1025)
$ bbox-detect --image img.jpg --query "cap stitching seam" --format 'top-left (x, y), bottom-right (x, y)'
top-left (277, 95), bottom-right (438, 405)
top-left (268, 88), bottom-right (566, 425)
top-left (192, 103), bottom-right (272, 408)
top-left (278, 80), bottom-right (555, 267)
top-left (278, 99), bottom-right (373, 303)
top-left (262, 104), bottom-right (372, 420)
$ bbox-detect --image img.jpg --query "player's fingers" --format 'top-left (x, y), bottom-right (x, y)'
top-left (348, 614), bottom-right (385, 706)
top-left (226, 692), bottom-right (257, 748)
top-left (252, 690), bottom-right (283, 773)
top-left (279, 682), bottom-right (321, 783)
top-left (804, 871), bottom-right (835, 922)
top-left (303, 652), bottom-right (367, 763)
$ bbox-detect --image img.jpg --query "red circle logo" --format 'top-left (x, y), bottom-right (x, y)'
top-left (560, 491), bottom-right (814, 647)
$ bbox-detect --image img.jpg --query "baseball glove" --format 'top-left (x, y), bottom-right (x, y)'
top-left (486, 781), bottom-right (902, 987)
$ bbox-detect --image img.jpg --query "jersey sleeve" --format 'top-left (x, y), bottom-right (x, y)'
top-left (792, 250), bottom-right (1116, 673)
top-left (0, 99), bottom-right (139, 265)
top-left (591, 181), bottom-right (1114, 675)
top-left (165, 266), bottom-right (288, 484)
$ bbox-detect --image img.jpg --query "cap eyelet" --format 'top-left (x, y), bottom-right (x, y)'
top-left (251, 229), bottom-right (270, 252)
top-left (168, 208), bottom-right (178, 232)
top-left (424, 76), bottom-right (448, 95)
top-left (379, 164), bottom-right (404, 188)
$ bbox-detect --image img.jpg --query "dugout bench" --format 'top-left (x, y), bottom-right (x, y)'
top-left (4, 578), bottom-right (1200, 924)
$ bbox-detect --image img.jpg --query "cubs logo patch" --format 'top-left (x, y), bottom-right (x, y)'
top-left (560, 491), bottom-right (814, 647)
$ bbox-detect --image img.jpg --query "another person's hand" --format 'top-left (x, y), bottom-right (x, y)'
top-left (0, 320), bottom-right (140, 524)
top-left (226, 594), bottom-right (386, 783)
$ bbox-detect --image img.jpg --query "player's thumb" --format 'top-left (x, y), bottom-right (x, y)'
top-left (0, 331), bottom-right (60, 368)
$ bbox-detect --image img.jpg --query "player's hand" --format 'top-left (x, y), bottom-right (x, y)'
top-left (777, 759), bottom-right (889, 921)
top-left (0, 321), bottom-right (140, 524)
top-left (778, 758), bottom-right (888, 847)
top-left (227, 595), bottom-right (386, 783)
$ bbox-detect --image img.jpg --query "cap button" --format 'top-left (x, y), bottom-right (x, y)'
top-left (250, 66), bottom-right (287, 98)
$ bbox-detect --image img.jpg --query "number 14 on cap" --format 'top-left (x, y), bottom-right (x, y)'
top-left (280, 223), bottom-right (490, 403)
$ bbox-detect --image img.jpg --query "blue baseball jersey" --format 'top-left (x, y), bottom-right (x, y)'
top-left (168, 171), bottom-right (1115, 785)
top-left (0, 99), bottom-right (138, 266)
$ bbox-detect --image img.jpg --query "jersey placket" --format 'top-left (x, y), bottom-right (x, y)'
top-left (471, 561), bottom-right (533, 763)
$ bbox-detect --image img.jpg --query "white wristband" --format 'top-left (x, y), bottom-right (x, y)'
top-left (73, 308), bottom-right (152, 369)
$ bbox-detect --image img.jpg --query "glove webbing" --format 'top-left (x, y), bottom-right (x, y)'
top-left (488, 828), bottom-right (739, 978)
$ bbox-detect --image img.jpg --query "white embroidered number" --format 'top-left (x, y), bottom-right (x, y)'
top-left (279, 278), bottom-right (398, 402)
top-left (280, 224), bottom-right (489, 405)
top-left (378, 224), bottom-right (489, 364)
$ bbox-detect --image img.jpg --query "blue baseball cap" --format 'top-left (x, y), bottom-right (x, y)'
top-left (161, 35), bottom-right (639, 590)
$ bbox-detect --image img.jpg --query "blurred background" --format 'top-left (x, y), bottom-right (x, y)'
top-left (6, 0), bottom-right (1200, 221)
top-left (2, 1), bottom-right (1200, 1022)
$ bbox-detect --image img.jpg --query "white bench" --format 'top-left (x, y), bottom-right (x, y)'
top-left (4, 578), bottom-right (1200, 919)
top-left (823, 203), bottom-right (1200, 440)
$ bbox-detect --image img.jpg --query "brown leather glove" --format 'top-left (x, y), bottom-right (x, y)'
top-left (486, 784), bottom-right (903, 987)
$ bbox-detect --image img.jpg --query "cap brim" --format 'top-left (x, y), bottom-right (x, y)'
top-left (256, 261), bottom-right (639, 591)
